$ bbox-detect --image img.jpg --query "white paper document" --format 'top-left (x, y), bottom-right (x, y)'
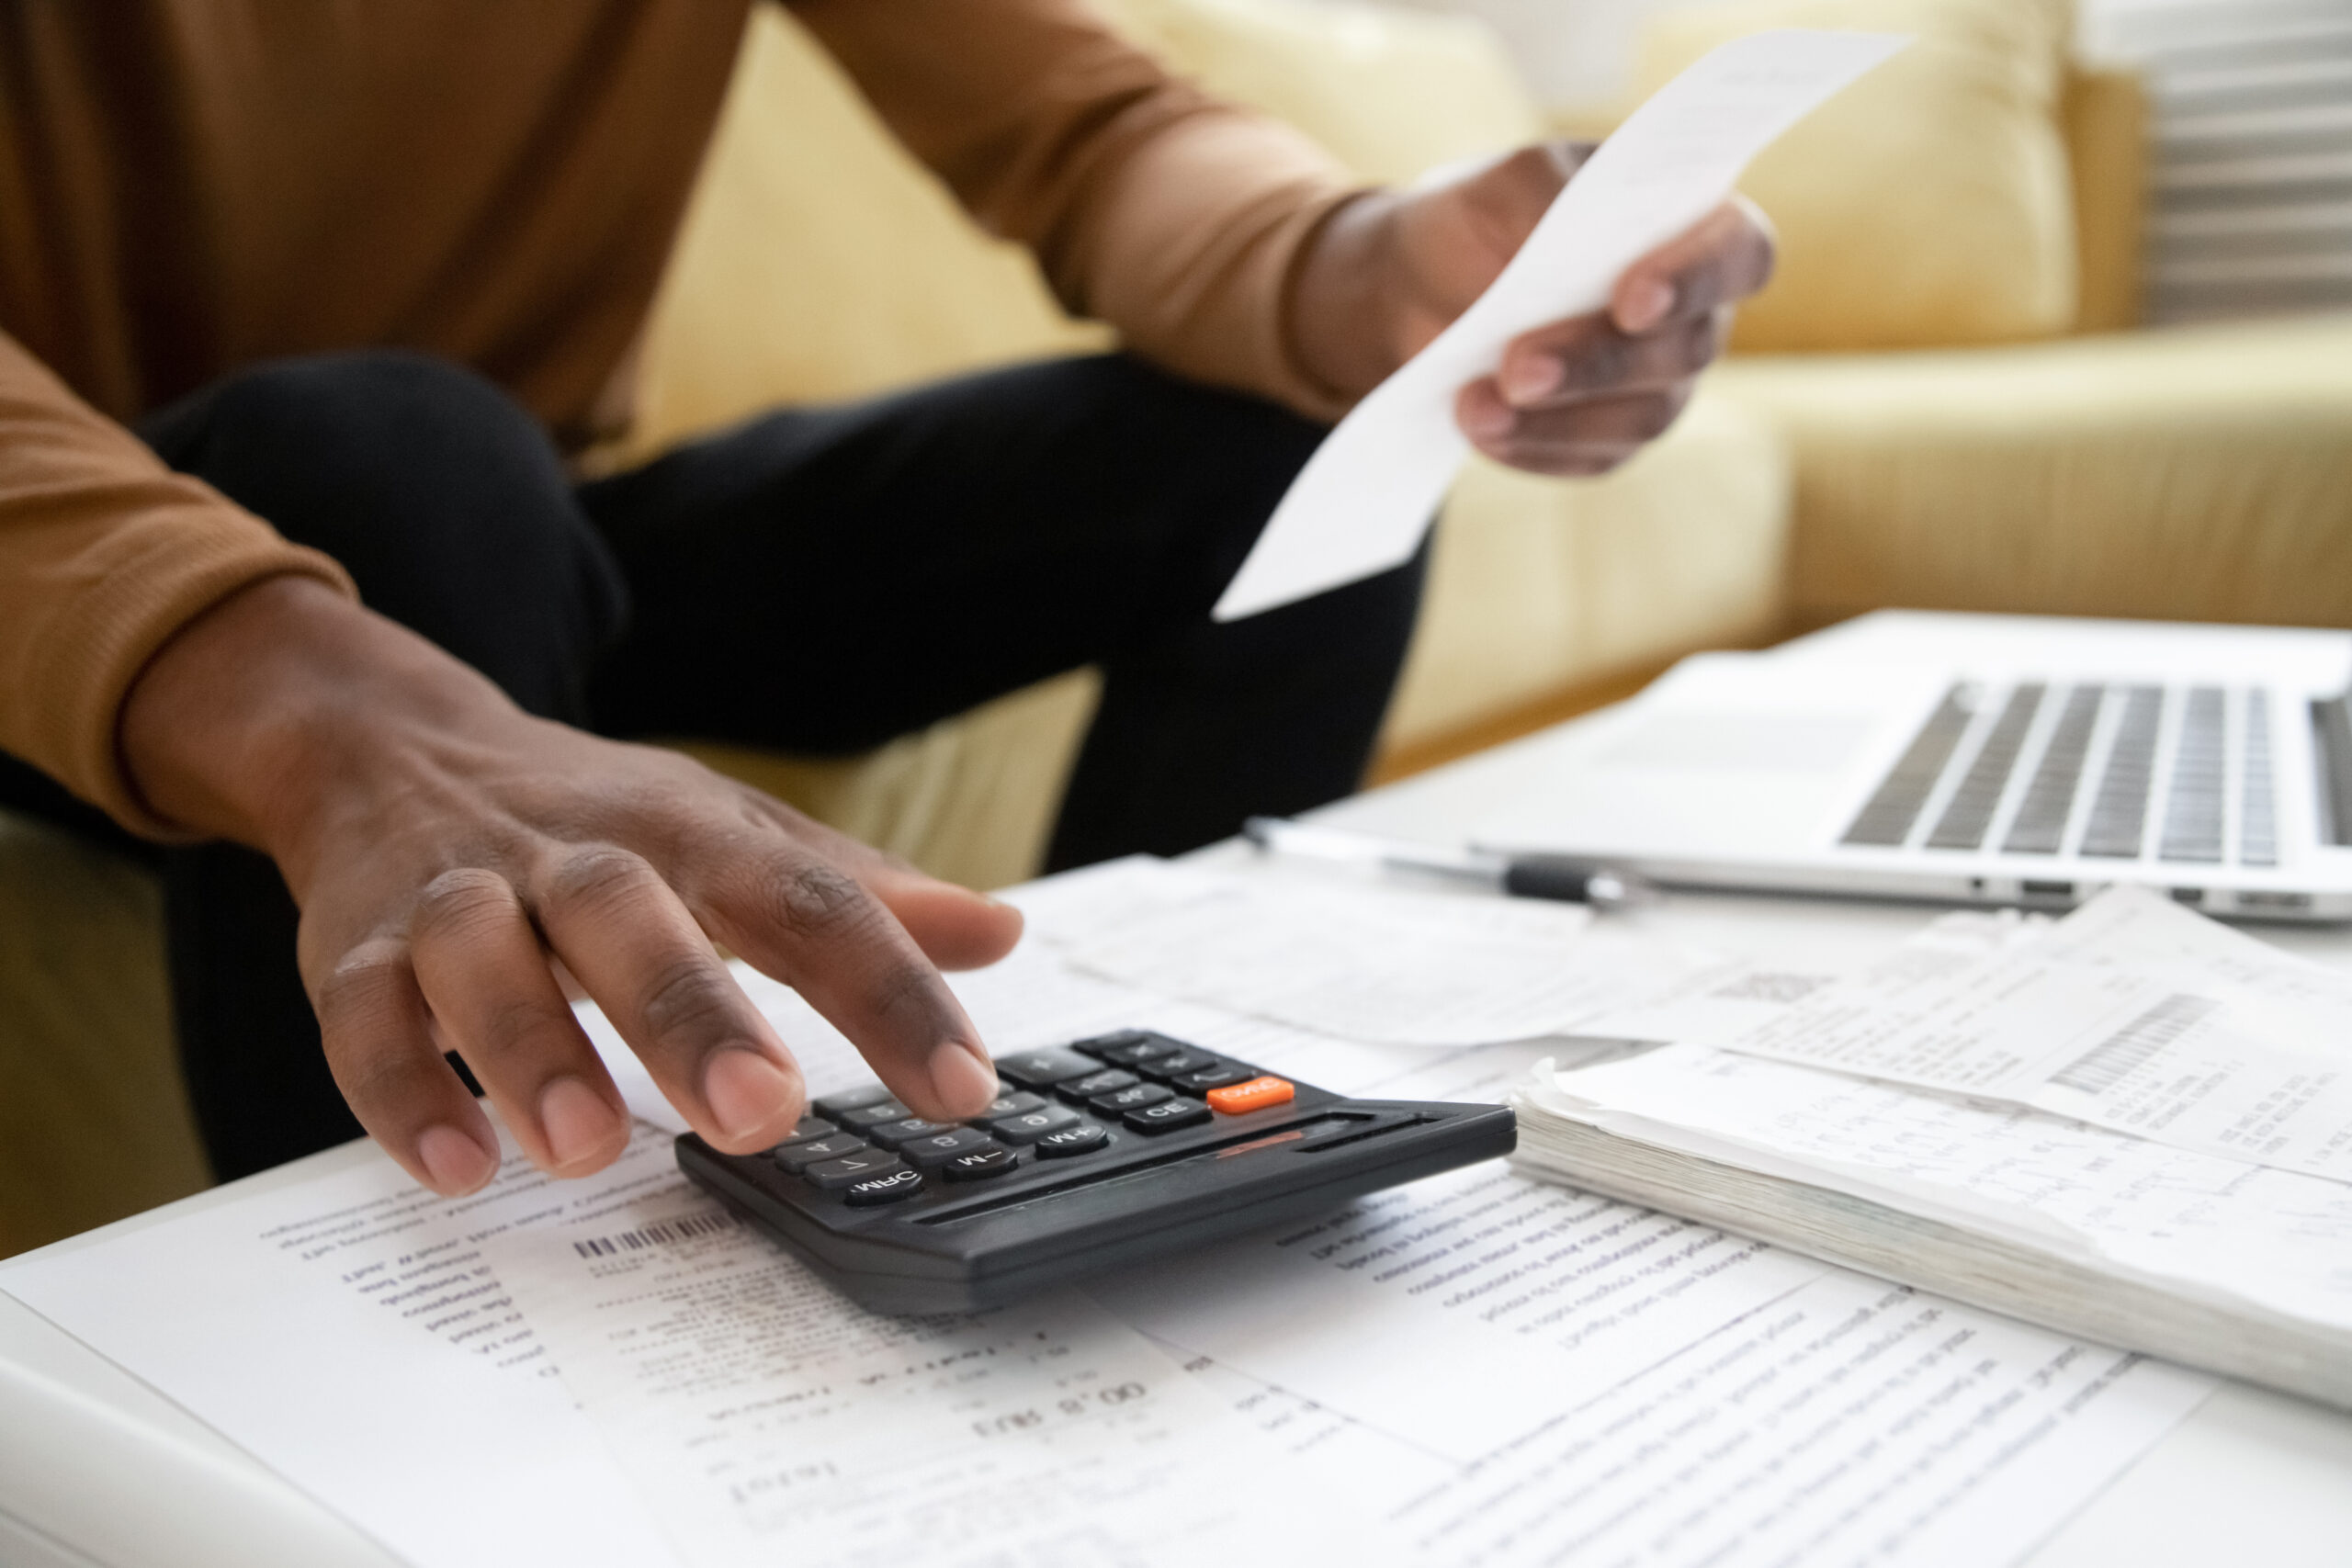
top-left (3, 1123), bottom-right (690, 1568)
top-left (1014, 854), bottom-right (1715, 1046)
top-left (4, 929), bottom-right (2206, 1568)
top-left (1094, 1043), bottom-right (2211, 1567)
top-left (1526, 1043), bottom-right (2352, 1337)
top-left (1212, 28), bottom-right (1906, 620)
top-left (498, 1201), bottom-right (1333, 1568)
top-left (1703, 887), bottom-right (2352, 1181)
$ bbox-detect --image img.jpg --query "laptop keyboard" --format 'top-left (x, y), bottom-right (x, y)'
top-left (1839, 681), bottom-right (2278, 866)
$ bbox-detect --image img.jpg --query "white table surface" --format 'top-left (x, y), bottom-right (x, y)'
top-left (7, 708), bottom-right (2352, 1567)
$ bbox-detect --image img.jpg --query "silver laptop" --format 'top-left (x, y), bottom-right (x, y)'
top-left (1476, 612), bottom-right (2352, 921)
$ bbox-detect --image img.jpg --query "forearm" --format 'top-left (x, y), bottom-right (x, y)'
top-left (0, 333), bottom-right (356, 832)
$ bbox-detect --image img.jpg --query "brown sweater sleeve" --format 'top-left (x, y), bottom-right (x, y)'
top-left (0, 333), bottom-right (356, 836)
top-left (788, 0), bottom-right (1363, 423)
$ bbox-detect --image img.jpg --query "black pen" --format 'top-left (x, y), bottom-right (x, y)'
top-left (1242, 817), bottom-right (1657, 909)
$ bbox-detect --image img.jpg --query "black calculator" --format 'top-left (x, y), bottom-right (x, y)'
top-left (675, 1029), bottom-right (1516, 1313)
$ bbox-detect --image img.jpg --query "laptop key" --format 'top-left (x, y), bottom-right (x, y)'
top-left (2160, 686), bottom-right (2226, 863)
top-left (2242, 690), bottom-right (2278, 867)
top-left (2083, 685), bottom-right (2164, 858)
top-left (2003, 684), bottom-right (2103, 855)
top-left (1842, 685), bottom-right (1975, 847)
top-left (1927, 682), bottom-right (2043, 851)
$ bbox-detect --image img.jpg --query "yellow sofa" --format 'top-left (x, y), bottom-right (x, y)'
top-left (5, 0), bottom-right (2348, 1257)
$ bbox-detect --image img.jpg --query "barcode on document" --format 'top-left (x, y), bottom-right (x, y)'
top-left (572, 1211), bottom-right (737, 1258)
top-left (2049, 993), bottom-right (2219, 1095)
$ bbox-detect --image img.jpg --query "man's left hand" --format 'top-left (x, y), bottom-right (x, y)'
top-left (1288, 142), bottom-right (1775, 476)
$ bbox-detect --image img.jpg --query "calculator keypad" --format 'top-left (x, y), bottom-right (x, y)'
top-left (760, 1035), bottom-right (1295, 1202)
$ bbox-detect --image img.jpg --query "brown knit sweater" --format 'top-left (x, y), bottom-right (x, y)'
top-left (0, 0), bottom-right (1355, 832)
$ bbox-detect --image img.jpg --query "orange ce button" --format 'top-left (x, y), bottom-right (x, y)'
top-left (1206, 1076), bottom-right (1295, 1114)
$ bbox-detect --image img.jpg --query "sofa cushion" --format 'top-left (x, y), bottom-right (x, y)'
top-left (1380, 391), bottom-right (1792, 756)
top-left (1713, 311), bottom-right (2352, 628)
top-left (1637, 0), bottom-right (2078, 351)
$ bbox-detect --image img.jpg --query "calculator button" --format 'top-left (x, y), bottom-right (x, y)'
top-left (902, 1127), bottom-right (998, 1168)
top-left (774, 1133), bottom-right (868, 1172)
top-left (1123, 1098), bottom-right (1210, 1134)
top-left (1057, 1068), bottom-right (1138, 1103)
top-left (1173, 1064), bottom-right (1256, 1093)
top-left (1206, 1076), bottom-right (1295, 1115)
top-left (1089, 1081), bottom-right (1172, 1115)
top-left (842, 1168), bottom-right (926, 1207)
top-left (1135, 1049), bottom-right (1218, 1083)
top-left (973, 1099), bottom-right (1059, 1134)
top-left (803, 1150), bottom-right (906, 1190)
top-left (977, 1090), bottom-right (1046, 1122)
top-left (1074, 1030), bottom-right (1184, 1066)
top-left (813, 1086), bottom-right (898, 1119)
top-left (866, 1116), bottom-right (958, 1150)
top-left (990, 1105), bottom-right (1083, 1144)
top-left (1034, 1122), bottom-right (1111, 1159)
top-left (771, 1117), bottom-right (835, 1151)
top-left (836, 1100), bottom-right (915, 1132)
top-left (993, 1048), bottom-right (1102, 1089)
top-left (942, 1146), bottom-right (1020, 1182)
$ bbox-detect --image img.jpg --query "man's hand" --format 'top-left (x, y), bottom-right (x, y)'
top-left (120, 578), bottom-right (1021, 1196)
top-left (1289, 142), bottom-right (1775, 476)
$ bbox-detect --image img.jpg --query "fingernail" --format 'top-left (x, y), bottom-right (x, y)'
top-left (1501, 355), bottom-right (1562, 404)
top-left (929, 1040), bottom-right (999, 1117)
top-left (416, 1123), bottom-right (497, 1194)
top-left (538, 1076), bottom-right (622, 1170)
top-left (1620, 276), bottom-right (1675, 333)
top-left (1463, 400), bottom-right (1515, 442)
top-left (703, 1048), bottom-right (799, 1144)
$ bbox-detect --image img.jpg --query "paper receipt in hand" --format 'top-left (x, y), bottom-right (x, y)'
top-left (1212, 28), bottom-right (1906, 622)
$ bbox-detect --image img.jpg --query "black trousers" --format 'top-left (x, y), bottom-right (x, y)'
top-left (0, 351), bottom-right (1426, 1179)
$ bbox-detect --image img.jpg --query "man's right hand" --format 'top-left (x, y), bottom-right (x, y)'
top-left (119, 577), bottom-right (1021, 1195)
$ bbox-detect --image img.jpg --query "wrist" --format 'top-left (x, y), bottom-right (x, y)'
top-left (1286, 188), bottom-right (1414, 400)
top-left (118, 576), bottom-right (509, 888)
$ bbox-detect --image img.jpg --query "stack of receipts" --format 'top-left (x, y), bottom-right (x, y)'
top-left (1512, 886), bottom-right (2352, 1408)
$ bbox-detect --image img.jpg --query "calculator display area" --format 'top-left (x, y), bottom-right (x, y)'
top-left (676, 1030), bottom-right (1517, 1314)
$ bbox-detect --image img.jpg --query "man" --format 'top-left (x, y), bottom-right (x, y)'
top-left (0, 1), bottom-right (1770, 1198)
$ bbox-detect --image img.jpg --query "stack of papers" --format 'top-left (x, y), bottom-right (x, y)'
top-left (1514, 887), bottom-right (2352, 1407)
top-left (4, 873), bottom-right (2220, 1568)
